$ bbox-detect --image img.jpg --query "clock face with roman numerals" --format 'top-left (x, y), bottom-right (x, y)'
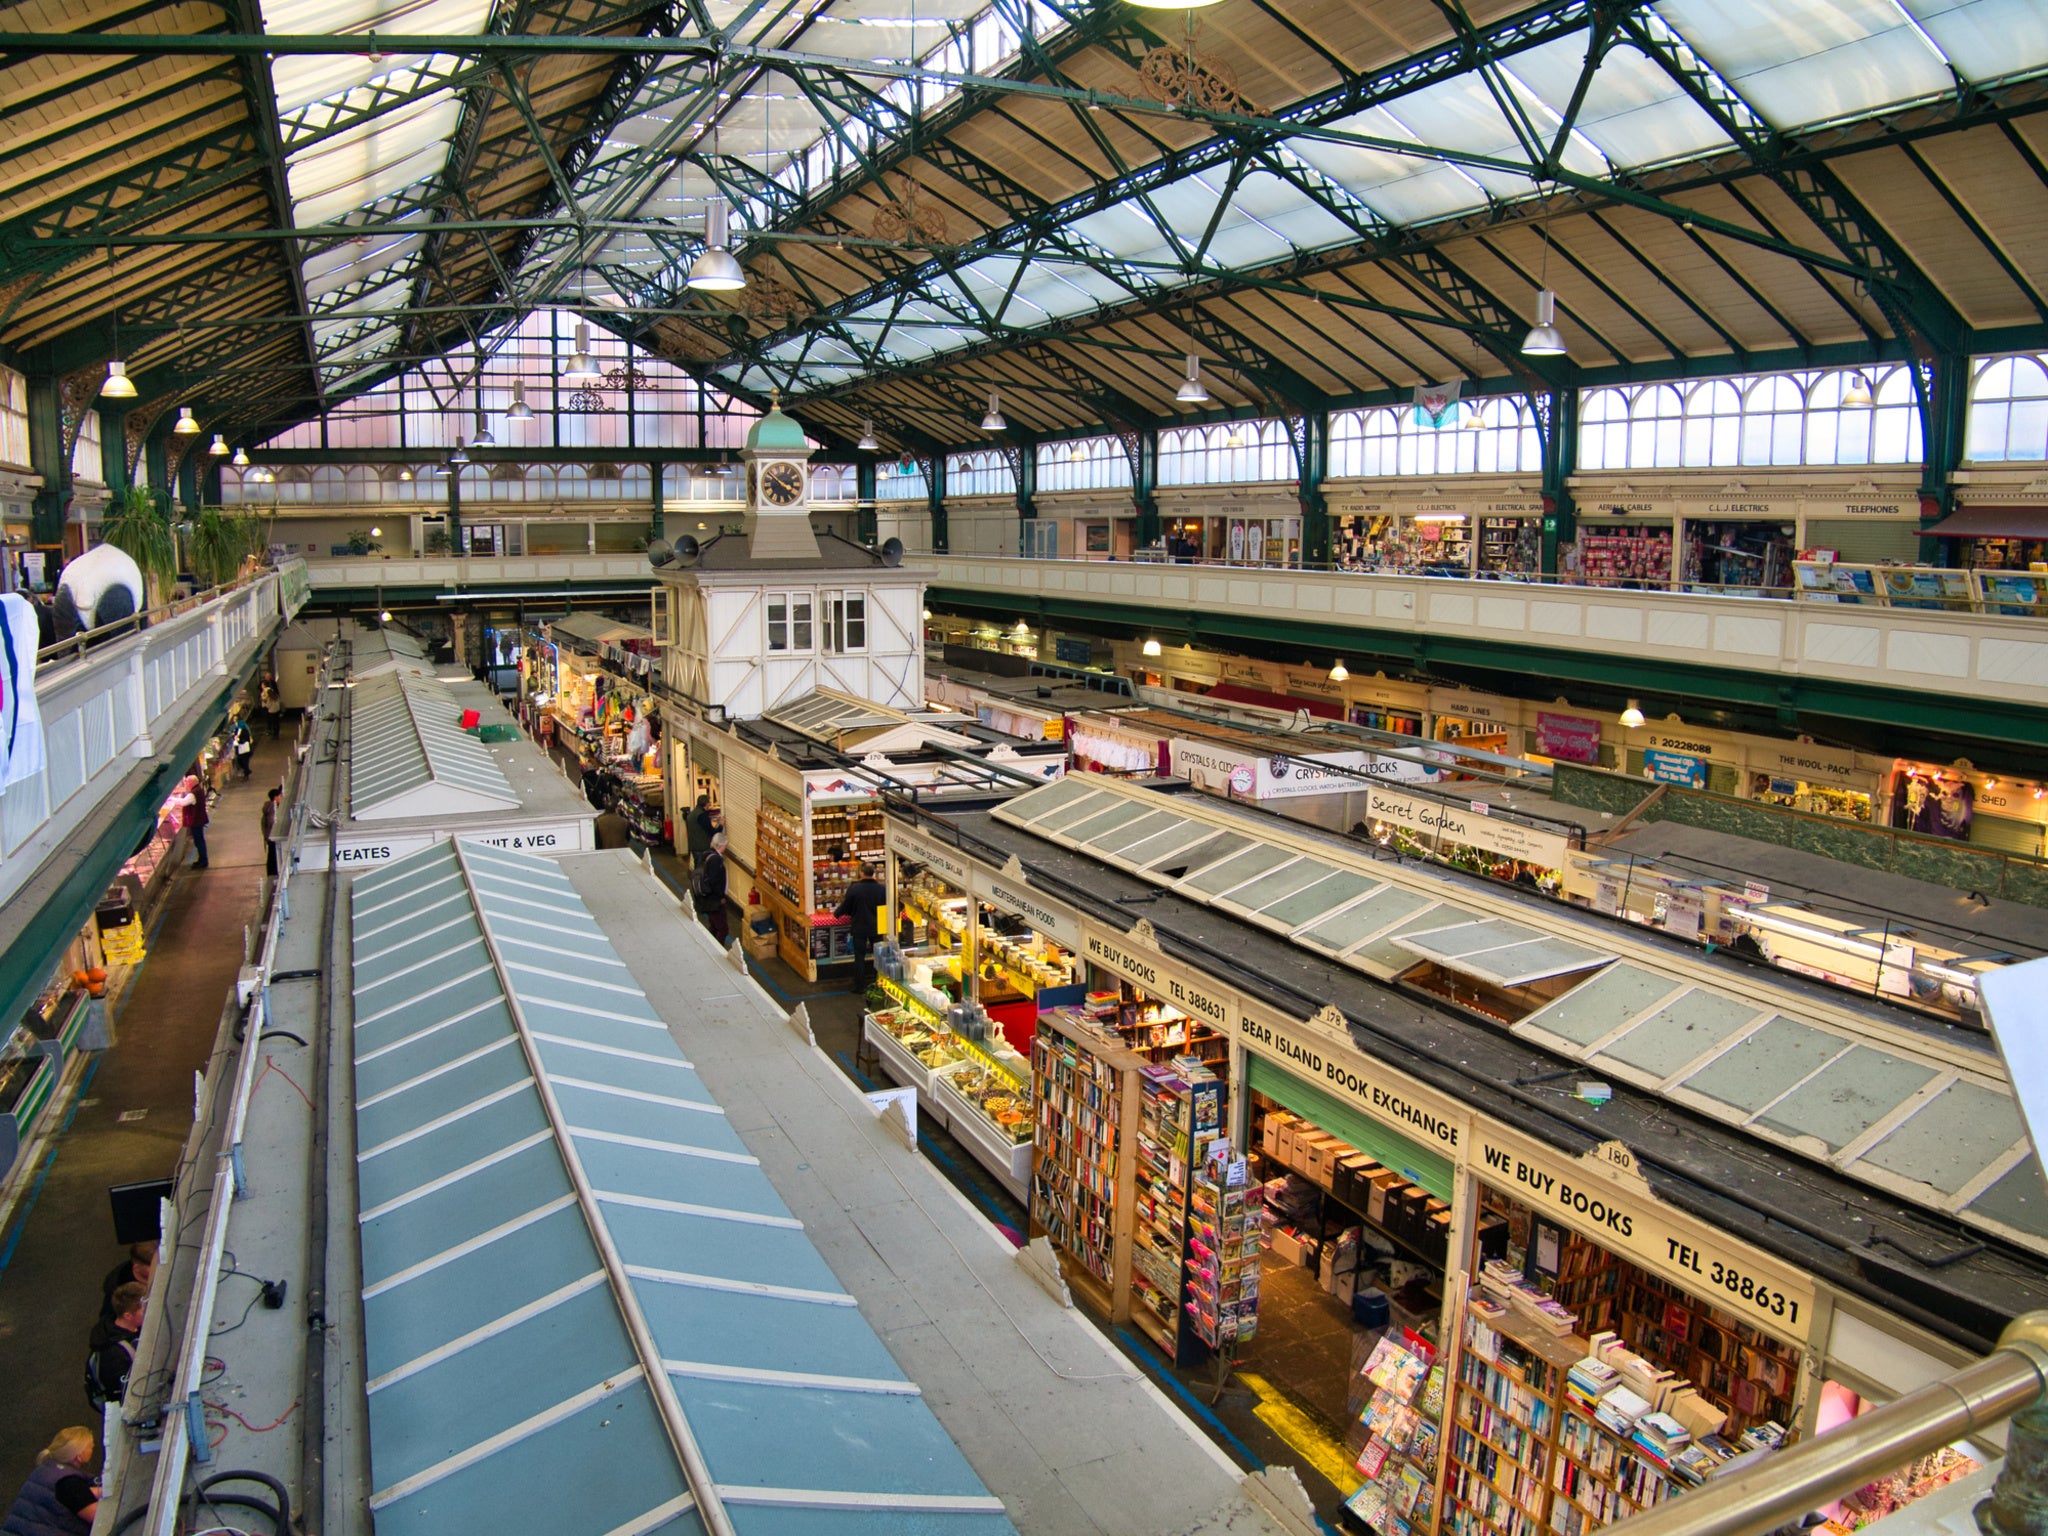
top-left (760, 461), bottom-right (805, 506)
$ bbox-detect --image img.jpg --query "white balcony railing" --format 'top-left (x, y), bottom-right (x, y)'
top-left (0, 562), bottom-right (309, 913)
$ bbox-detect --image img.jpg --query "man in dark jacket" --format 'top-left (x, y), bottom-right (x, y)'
top-left (686, 794), bottom-right (715, 865)
top-left (834, 864), bottom-right (888, 985)
top-left (693, 832), bottom-right (730, 944)
top-left (86, 1284), bottom-right (144, 1411)
top-left (98, 1242), bottom-right (155, 1324)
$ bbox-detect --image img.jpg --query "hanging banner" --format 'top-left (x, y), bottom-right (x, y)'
top-left (1644, 749), bottom-right (1709, 788)
top-left (1362, 783), bottom-right (1574, 867)
top-left (1473, 1125), bottom-right (1816, 1343)
top-left (1533, 712), bottom-right (1603, 765)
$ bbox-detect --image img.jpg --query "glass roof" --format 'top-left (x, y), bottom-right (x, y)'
top-left (991, 774), bottom-right (2045, 1255)
top-left (349, 672), bottom-right (519, 820)
top-left (350, 839), bottom-right (1016, 1534)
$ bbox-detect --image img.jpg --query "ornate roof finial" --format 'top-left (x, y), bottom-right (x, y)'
top-left (770, 385), bottom-right (781, 411)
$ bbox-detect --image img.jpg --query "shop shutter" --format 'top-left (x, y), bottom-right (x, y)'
top-left (1246, 1055), bottom-right (1454, 1201)
top-left (689, 738), bottom-right (721, 778)
top-left (1806, 519), bottom-right (1920, 565)
top-left (1707, 762), bottom-right (1741, 796)
top-left (1969, 813), bottom-right (2045, 857)
top-left (723, 762), bottom-right (760, 871)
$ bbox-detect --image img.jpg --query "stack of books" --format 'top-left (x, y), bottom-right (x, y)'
top-left (1565, 1355), bottom-right (1620, 1411)
top-left (1594, 1384), bottom-right (1652, 1437)
top-left (1668, 1435), bottom-right (1740, 1487)
top-left (1631, 1411), bottom-right (1692, 1469)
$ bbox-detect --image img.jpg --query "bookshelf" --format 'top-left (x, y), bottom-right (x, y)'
top-left (1030, 1007), bottom-right (1146, 1321)
top-left (1548, 1238), bottom-right (1798, 1436)
top-left (1444, 1309), bottom-right (1579, 1536)
top-left (1132, 1067), bottom-right (1217, 1358)
top-left (1549, 1405), bottom-right (1675, 1535)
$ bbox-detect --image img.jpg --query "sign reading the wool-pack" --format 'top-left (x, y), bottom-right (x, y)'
top-left (887, 826), bottom-right (974, 888)
top-left (1474, 1123), bottom-right (1816, 1342)
top-left (1237, 999), bottom-right (1465, 1152)
top-left (1362, 784), bottom-right (1573, 867)
top-left (1081, 925), bottom-right (1236, 1032)
top-left (1752, 741), bottom-right (1861, 787)
top-left (976, 871), bottom-right (1083, 949)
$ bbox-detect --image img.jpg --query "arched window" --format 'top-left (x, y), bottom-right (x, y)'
top-left (876, 460), bottom-right (929, 501)
top-left (1158, 417), bottom-right (1296, 485)
top-left (1967, 353), bottom-right (2048, 461)
top-left (945, 449), bottom-right (1017, 497)
top-left (1034, 435), bottom-right (1132, 492)
top-left (1578, 366), bottom-right (1922, 469)
top-left (1329, 397), bottom-right (1540, 477)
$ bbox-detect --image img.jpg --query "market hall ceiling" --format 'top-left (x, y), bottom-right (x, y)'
top-left (3, 0), bottom-right (2048, 456)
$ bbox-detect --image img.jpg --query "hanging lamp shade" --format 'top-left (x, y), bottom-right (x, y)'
top-left (980, 390), bottom-right (1006, 431)
top-left (173, 407), bottom-right (200, 435)
top-left (1521, 289), bottom-right (1567, 356)
top-left (1619, 698), bottom-right (1646, 729)
top-left (1141, 638), bottom-right (1163, 657)
top-left (100, 360), bottom-right (137, 399)
top-left (1329, 659), bottom-right (1349, 682)
top-left (508, 380), bottom-right (535, 421)
top-left (448, 437), bottom-right (470, 466)
top-left (207, 433), bottom-right (228, 456)
top-left (1175, 353), bottom-right (1208, 404)
top-left (562, 321), bottom-right (600, 381)
top-left (857, 419), bottom-right (880, 452)
top-left (687, 198), bottom-right (746, 291)
top-left (471, 415), bottom-right (494, 448)
top-left (230, 447), bottom-right (249, 467)
top-left (1841, 372), bottom-right (1874, 408)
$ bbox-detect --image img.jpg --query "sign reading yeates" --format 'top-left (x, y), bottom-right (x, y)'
top-left (1236, 1000), bottom-right (1465, 1153)
top-left (1363, 784), bottom-right (1573, 867)
top-left (300, 820), bottom-right (594, 871)
top-left (1081, 926), bottom-right (1237, 1033)
top-left (1474, 1124), bottom-right (1816, 1342)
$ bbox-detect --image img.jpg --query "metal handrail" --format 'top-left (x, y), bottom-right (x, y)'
top-left (1602, 1314), bottom-right (2048, 1536)
top-left (34, 565), bottom-right (280, 669)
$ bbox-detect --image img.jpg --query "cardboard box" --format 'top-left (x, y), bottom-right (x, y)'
top-left (1261, 1112), bottom-right (1291, 1158)
top-left (1366, 1171), bottom-right (1401, 1224)
top-left (1274, 1118), bottom-right (1300, 1167)
top-left (1269, 1228), bottom-right (1308, 1266)
top-left (1333, 1154), bottom-right (1374, 1209)
top-left (1300, 1132), bottom-right (1340, 1184)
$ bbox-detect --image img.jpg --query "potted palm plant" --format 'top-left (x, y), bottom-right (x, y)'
top-left (99, 486), bottom-right (177, 608)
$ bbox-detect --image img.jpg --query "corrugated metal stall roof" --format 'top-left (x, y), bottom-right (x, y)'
top-left (350, 672), bottom-right (520, 821)
top-left (351, 627), bottom-right (435, 680)
top-left (550, 614), bottom-right (652, 652)
top-left (349, 839), bottom-right (1014, 1536)
top-left (989, 774), bottom-right (2046, 1256)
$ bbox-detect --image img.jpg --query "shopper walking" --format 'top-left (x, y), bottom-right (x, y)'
top-left (85, 1285), bottom-right (144, 1412)
top-left (834, 863), bottom-right (888, 986)
top-left (261, 786), bottom-right (281, 877)
top-left (259, 676), bottom-right (281, 738)
top-left (1, 1427), bottom-right (100, 1535)
top-left (692, 832), bottom-right (730, 945)
top-left (174, 774), bottom-right (209, 869)
top-left (232, 719), bottom-right (254, 780)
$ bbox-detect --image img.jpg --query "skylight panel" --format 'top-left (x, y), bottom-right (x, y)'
top-left (1652, 0), bottom-right (1955, 127)
top-left (1899, 0), bottom-right (2048, 83)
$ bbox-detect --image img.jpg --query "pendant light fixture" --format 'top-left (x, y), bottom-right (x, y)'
top-left (508, 379), bottom-right (535, 421)
top-left (980, 390), bottom-right (1006, 431)
top-left (1176, 353), bottom-right (1208, 404)
top-left (207, 433), bottom-right (228, 457)
top-left (173, 407), bottom-right (200, 435)
top-left (857, 419), bottom-right (880, 452)
top-left (398, 468), bottom-right (412, 481)
top-left (687, 197), bottom-right (745, 291)
top-left (1841, 372), bottom-right (1874, 408)
top-left (1142, 638), bottom-right (1163, 657)
top-left (1619, 698), bottom-right (1646, 729)
top-left (1329, 659), bottom-right (1349, 682)
top-left (230, 447), bottom-right (248, 467)
top-left (561, 320), bottom-right (600, 381)
top-left (100, 359), bottom-right (137, 400)
top-left (449, 436), bottom-right (470, 466)
top-left (471, 404), bottom-right (493, 448)
top-left (1521, 220), bottom-right (1567, 357)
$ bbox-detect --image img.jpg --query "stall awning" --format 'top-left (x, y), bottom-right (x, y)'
top-left (1924, 506), bottom-right (2048, 539)
top-left (549, 613), bottom-right (650, 651)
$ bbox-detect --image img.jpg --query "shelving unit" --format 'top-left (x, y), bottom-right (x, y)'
top-left (810, 800), bottom-right (884, 911)
top-left (1444, 1309), bottom-right (1580, 1536)
top-left (1575, 528), bottom-right (1672, 586)
top-left (1131, 1067), bottom-right (1227, 1361)
top-left (1548, 1238), bottom-right (1798, 1436)
top-left (1185, 1162), bottom-right (1261, 1354)
top-left (1549, 1403), bottom-right (1676, 1535)
top-left (1479, 518), bottom-right (1540, 574)
top-left (756, 801), bottom-right (804, 905)
top-left (1030, 1007), bottom-right (1146, 1320)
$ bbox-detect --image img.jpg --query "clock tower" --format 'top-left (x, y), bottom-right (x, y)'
top-left (741, 392), bottom-right (818, 561)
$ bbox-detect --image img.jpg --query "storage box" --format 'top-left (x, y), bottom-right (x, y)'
top-left (1333, 1154), bottom-right (1374, 1209)
top-left (1366, 1171), bottom-right (1401, 1224)
top-left (1269, 1228), bottom-right (1308, 1266)
top-left (1261, 1112), bottom-right (1291, 1158)
top-left (1300, 1132), bottom-right (1340, 1184)
top-left (1274, 1117), bottom-right (1300, 1167)
top-left (1352, 1288), bottom-right (1391, 1328)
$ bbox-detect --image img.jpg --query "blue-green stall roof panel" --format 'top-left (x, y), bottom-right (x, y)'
top-left (348, 839), bottom-right (1016, 1535)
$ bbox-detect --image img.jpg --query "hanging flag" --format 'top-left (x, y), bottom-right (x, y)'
top-left (1412, 378), bottom-right (1464, 429)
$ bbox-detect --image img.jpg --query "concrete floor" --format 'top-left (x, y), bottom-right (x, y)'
top-left (0, 719), bottom-right (293, 1479)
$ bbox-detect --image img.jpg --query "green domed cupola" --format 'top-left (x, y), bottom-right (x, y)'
top-left (745, 393), bottom-right (809, 454)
